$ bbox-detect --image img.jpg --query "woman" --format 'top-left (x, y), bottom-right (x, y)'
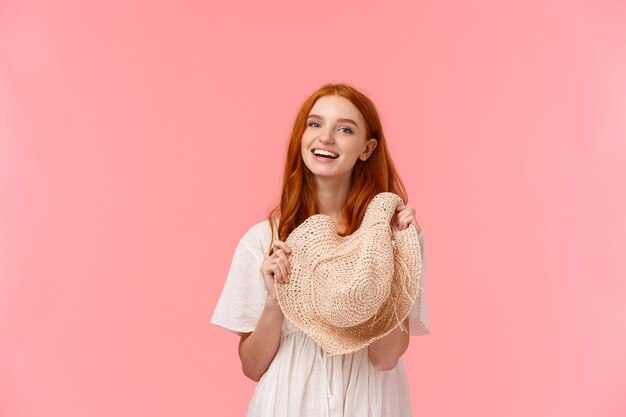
top-left (211, 82), bottom-right (430, 416)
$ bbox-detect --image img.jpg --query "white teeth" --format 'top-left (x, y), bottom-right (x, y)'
top-left (313, 149), bottom-right (339, 158)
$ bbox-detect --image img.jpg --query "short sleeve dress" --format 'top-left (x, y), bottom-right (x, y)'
top-left (211, 218), bottom-right (430, 417)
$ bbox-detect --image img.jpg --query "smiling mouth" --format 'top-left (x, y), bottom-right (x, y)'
top-left (311, 149), bottom-right (339, 159)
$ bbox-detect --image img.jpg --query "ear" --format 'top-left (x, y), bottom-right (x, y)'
top-left (359, 138), bottom-right (378, 161)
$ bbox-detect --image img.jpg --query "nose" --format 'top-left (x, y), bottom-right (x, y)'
top-left (318, 126), bottom-right (335, 144)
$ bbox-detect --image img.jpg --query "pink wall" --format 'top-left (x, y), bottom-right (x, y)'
top-left (1, 1), bottom-right (625, 416)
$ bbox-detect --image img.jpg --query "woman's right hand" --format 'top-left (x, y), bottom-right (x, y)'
top-left (260, 240), bottom-right (292, 299)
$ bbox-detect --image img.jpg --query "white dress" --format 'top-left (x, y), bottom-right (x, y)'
top-left (211, 218), bottom-right (430, 417)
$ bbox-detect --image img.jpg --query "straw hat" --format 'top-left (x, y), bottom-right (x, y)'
top-left (274, 192), bottom-right (423, 355)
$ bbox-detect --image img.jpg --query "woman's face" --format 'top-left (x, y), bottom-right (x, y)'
top-left (300, 95), bottom-right (377, 180)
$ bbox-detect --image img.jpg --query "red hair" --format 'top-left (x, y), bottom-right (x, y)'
top-left (266, 83), bottom-right (409, 256)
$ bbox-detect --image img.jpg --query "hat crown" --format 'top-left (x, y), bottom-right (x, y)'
top-left (277, 192), bottom-right (422, 355)
top-left (308, 193), bottom-right (402, 327)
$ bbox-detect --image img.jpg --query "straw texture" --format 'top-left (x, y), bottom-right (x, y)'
top-left (275, 192), bottom-right (423, 355)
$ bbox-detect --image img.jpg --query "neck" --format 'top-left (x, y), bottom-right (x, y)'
top-left (314, 174), bottom-right (351, 227)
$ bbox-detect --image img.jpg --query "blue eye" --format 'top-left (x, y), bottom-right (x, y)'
top-left (307, 122), bottom-right (352, 133)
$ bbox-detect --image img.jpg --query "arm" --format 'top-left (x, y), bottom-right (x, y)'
top-left (367, 317), bottom-right (410, 371)
top-left (238, 295), bottom-right (284, 382)
top-left (238, 236), bottom-right (293, 382)
top-left (368, 206), bottom-right (421, 370)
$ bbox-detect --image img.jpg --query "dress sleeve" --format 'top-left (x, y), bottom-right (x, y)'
top-left (408, 232), bottom-right (430, 336)
top-left (210, 238), bottom-right (268, 336)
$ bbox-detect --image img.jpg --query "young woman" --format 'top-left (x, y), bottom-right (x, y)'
top-left (211, 83), bottom-right (430, 416)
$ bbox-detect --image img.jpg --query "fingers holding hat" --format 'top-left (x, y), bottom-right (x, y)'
top-left (272, 240), bottom-right (292, 284)
top-left (395, 205), bottom-right (417, 231)
top-left (273, 240), bottom-right (292, 255)
top-left (261, 240), bottom-right (293, 294)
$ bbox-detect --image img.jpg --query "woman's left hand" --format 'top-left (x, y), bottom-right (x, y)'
top-left (395, 204), bottom-right (420, 232)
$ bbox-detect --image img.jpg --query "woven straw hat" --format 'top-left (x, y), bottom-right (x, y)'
top-left (274, 192), bottom-right (423, 355)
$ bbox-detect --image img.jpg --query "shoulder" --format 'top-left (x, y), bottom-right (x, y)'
top-left (238, 217), bottom-right (276, 259)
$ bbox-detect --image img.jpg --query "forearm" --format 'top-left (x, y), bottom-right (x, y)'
top-left (367, 318), bottom-right (410, 371)
top-left (238, 296), bottom-right (284, 381)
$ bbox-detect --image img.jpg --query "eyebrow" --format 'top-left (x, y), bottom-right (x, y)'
top-left (307, 114), bottom-right (359, 129)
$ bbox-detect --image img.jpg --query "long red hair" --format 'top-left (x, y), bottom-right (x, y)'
top-left (265, 83), bottom-right (409, 256)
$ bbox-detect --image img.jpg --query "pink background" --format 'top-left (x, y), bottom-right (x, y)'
top-left (1, 1), bottom-right (625, 416)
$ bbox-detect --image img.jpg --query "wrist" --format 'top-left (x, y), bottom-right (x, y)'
top-left (265, 294), bottom-right (283, 313)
